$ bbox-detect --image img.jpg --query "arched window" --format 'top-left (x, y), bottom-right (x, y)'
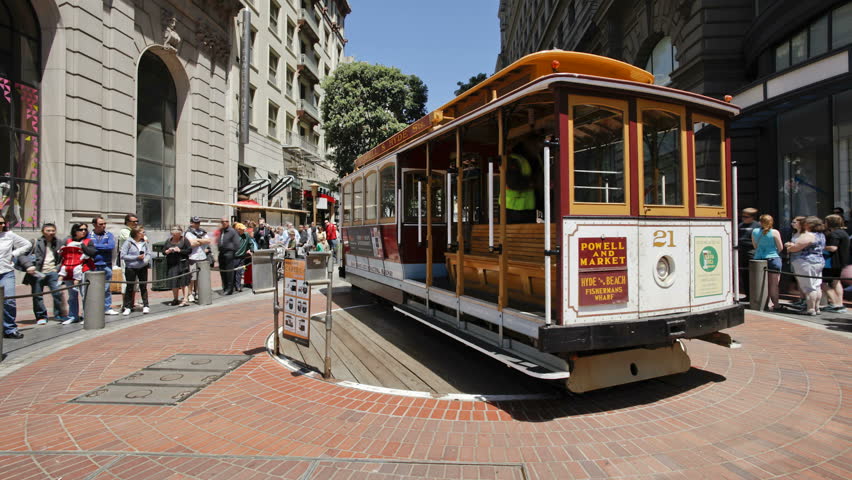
top-left (136, 51), bottom-right (177, 229)
top-left (0, 0), bottom-right (40, 228)
top-left (644, 36), bottom-right (679, 86)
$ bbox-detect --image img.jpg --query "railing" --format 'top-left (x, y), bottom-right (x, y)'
top-left (297, 135), bottom-right (319, 154)
top-left (299, 8), bottom-right (320, 39)
top-left (299, 53), bottom-right (319, 78)
top-left (298, 99), bottom-right (320, 123)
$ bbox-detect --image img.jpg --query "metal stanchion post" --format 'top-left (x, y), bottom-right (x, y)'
top-left (749, 259), bottom-right (768, 311)
top-left (324, 258), bottom-right (334, 379)
top-left (197, 260), bottom-right (213, 306)
top-left (84, 270), bottom-right (106, 330)
top-left (273, 257), bottom-right (280, 355)
top-left (0, 286), bottom-right (4, 360)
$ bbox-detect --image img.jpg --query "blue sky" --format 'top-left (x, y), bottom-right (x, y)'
top-left (345, 0), bottom-right (501, 113)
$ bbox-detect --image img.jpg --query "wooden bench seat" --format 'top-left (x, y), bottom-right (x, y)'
top-left (445, 224), bottom-right (556, 306)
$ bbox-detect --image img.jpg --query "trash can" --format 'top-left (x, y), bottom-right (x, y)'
top-left (150, 242), bottom-right (169, 291)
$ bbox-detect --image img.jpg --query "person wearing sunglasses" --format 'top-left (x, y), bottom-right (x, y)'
top-left (0, 216), bottom-right (35, 339)
top-left (58, 223), bottom-right (96, 325)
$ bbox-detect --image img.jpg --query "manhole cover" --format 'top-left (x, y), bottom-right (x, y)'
top-left (70, 354), bottom-right (252, 406)
top-left (114, 370), bottom-right (225, 387)
top-left (147, 354), bottom-right (252, 371)
top-left (72, 385), bottom-right (200, 406)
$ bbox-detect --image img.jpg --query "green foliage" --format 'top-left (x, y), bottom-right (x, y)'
top-left (454, 72), bottom-right (488, 96)
top-left (321, 62), bottom-right (428, 175)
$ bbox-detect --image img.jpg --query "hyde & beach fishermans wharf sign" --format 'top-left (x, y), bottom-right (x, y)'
top-left (577, 237), bottom-right (628, 306)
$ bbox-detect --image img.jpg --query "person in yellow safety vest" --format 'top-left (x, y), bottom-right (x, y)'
top-left (506, 146), bottom-right (537, 224)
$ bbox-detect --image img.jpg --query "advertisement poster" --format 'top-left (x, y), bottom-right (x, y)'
top-left (694, 236), bottom-right (723, 298)
top-left (282, 258), bottom-right (311, 347)
top-left (577, 237), bottom-right (628, 306)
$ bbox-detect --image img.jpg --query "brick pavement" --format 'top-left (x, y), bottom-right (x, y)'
top-left (0, 294), bottom-right (849, 479)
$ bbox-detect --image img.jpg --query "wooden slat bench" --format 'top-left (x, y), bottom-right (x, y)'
top-left (445, 223), bottom-right (556, 306)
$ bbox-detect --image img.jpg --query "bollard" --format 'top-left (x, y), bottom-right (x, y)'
top-left (749, 259), bottom-right (768, 311)
top-left (197, 260), bottom-right (213, 306)
top-left (83, 270), bottom-right (106, 330)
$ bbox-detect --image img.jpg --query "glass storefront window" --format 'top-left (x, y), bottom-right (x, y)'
top-left (644, 36), bottom-right (679, 86)
top-left (573, 104), bottom-right (625, 203)
top-left (834, 90), bottom-right (852, 214)
top-left (0, 0), bottom-right (40, 228)
top-left (694, 122), bottom-right (723, 207)
top-left (778, 98), bottom-right (832, 220)
top-left (379, 166), bottom-right (395, 219)
top-left (642, 110), bottom-right (682, 206)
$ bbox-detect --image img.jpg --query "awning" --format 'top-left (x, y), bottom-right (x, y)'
top-left (204, 200), bottom-right (309, 214)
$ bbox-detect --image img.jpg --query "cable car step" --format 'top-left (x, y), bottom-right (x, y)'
top-left (393, 305), bottom-right (571, 380)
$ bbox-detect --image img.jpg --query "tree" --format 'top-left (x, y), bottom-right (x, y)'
top-left (321, 62), bottom-right (428, 175)
top-left (454, 72), bottom-right (488, 96)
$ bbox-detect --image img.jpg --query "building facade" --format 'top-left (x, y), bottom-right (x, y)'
top-left (0, 0), bottom-right (347, 239)
top-left (231, 0), bottom-right (348, 223)
top-left (496, 0), bottom-right (852, 222)
top-left (1, 0), bottom-right (244, 236)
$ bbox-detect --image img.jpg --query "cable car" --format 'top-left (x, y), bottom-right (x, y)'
top-left (338, 51), bottom-right (743, 392)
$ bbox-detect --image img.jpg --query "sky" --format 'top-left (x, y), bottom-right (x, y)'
top-left (345, 0), bottom-right (501, 113)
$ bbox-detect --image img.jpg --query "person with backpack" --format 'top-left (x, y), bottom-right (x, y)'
top-left (233, 222), bottom-right (256, 292)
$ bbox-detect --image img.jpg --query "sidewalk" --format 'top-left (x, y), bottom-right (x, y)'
top-left (0, 284), bottom-right (849, 479)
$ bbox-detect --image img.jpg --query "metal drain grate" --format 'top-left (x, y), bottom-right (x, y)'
top-left (70, 354), bottom-right (252, 406)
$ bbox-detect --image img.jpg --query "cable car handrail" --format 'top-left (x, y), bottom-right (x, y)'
top-left (574, 169), bottom-right (622, 175)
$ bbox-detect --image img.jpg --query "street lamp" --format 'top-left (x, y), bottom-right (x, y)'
top-left (310, 182), bottom-right (319, 224)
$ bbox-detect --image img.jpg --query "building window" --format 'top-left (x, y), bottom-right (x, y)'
top-left (250, 27), bottom-right (257, 65)
top-left (286, 67), bottom-right (295, 97)
top-left (268, 49), bottom-right (279, 84)
top-left (642, 109), bottom-right (682, 206)
top-left (268, 102), bottom-right (279, 138)
top-left (287, 22), bottom-right (295, 49)
top-left (270, 1), bottom-right (280, 33)
top-left (380, 166), bottom-right (395, 219)
top-left (248, 86), bottom-right (256, 125)
top-left (136, 51), bottom-right (177, 230)
top-left (834, 2), bottom-right (852, 48)
top-left (0, 0), bottom-right (41, 228)
top-left (644, 36), bottom-right (679, 86)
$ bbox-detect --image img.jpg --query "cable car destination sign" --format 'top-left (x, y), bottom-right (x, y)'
top-left (577, 237), bottom-right (628, 306)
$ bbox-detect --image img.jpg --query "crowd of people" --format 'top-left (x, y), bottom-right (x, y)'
top-left (1, 213), bottom-right (339, 340)
top-left (739, 207), bottom-right (851, 315)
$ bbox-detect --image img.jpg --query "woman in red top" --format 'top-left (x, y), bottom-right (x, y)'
top-left (59, 223), bottom-right (96, 324)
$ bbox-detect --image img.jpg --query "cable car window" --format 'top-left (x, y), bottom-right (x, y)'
top-left (403, 171), bottom-right (444, 223)
top-left (341, 182), bottom-right (351, 224)
top-left (353, 177), bottom-right (363, 222)
top-left (365, 172), bottom-right (377, 221)
top-left (380, 166), bottom-right (395, 219)
top-left (643, 109), bottom-right (682, 206)
top-left (694, 121), bottom-right (723, 207)
top-left (573, 104), bottom-right (625, 203)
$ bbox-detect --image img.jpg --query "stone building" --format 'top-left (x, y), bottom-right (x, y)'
top-left (230, 0), bottom-right (348, 224)
top-left (0, 0), bottom-right (244, 235)
top-left (0, 0), bottom-right (348, 238)
top-left (496, 0), bottom-right (852, 221)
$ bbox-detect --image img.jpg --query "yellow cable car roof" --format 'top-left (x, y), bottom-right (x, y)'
top-left (355, 51), bottom-right (654, 169)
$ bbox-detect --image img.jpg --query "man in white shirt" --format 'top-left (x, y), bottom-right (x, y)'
top-left (185, 216), bottom-right (211, 303)
top-left (0, 216), bottom-right (36, 339)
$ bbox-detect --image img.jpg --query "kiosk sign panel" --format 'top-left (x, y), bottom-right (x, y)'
top-left (577, 237), bottom-right (628, 306)
top-left (282, 258), bottom-right (311, 346)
